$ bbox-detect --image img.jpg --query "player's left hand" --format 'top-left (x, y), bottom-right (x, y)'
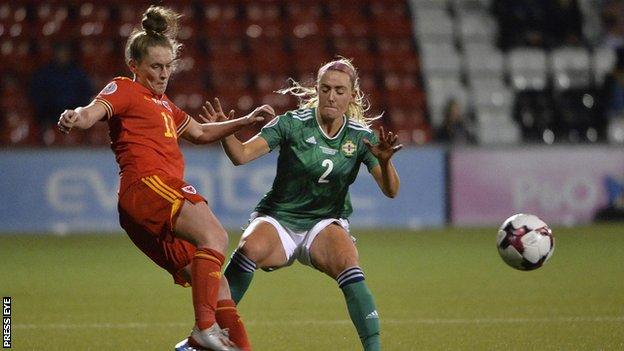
top-left (363, 126), bottom-right (403, 163)
top-left (198, 98), bottom-right (233, 123)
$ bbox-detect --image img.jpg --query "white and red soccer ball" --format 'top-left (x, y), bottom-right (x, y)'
top-left (497, 213), bottom-right (555, 271)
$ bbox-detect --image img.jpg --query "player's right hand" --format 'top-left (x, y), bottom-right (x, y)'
top-left (57, 109), bottom-right (78, 134)
top-left (244, 104), bottom-right (275, 125)
top-left (199, 98), bottom-right (233, 123)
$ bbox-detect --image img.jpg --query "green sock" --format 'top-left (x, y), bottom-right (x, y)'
top-left (223, 252), bottom-right (256, 304)
top-left (341, 281), bottom-right (381, 351)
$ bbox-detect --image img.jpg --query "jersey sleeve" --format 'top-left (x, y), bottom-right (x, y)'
top-left (169, 100), bottom-right (192, 136)
top-left (259, 114), bottom-right (290, 151)
top-left (93, 78), bottom-right (131, 120)
top-left (361, 129), bottom-right (380, 171)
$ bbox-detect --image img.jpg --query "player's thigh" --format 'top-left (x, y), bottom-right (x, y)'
top-left (239, 220), bottom-right (287, 268)
top-left (309, 224), bottom-right (359, 279)
top-left (175, 200), bottom-right (228, 251)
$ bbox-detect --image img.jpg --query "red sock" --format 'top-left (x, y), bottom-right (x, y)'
top-left (192, 248), bottom-right (225, 330)
top-left (216, 299), bottom-right (251, 351)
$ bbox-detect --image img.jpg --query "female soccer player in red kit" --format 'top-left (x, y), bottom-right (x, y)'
top-left (57, 6), bottom-right (274, 351)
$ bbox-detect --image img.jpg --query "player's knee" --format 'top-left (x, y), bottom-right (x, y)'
top-left (331, 254), bottom-right (359, 278)
top-left (239, 239), bottom-right (284, 269)
top-left (195, 227), bottom-right (228, 252)
top-left (237, 240), bottom-right (264, 264)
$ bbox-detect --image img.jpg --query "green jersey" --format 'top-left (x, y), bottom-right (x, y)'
top-left (256, 107), bottom-right (380, 231)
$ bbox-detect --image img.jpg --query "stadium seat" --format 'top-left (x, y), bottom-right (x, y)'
top-left (413, 9), bottom-right (455, 44)
top-left (513, 90), bottom-right (558, 142)
top-left (329, 17), bottom-right (369, 39)
top-left (455, 13), bottom-right (497, 46)
top-left (0, 109), bottom-right (39, 146)
top-left (204, 37), bottom-right (245, 58)
top-left (408, 0), bottom-right (449, 11)
top-left (464, 46), bottom-right (504, 80)
top-left (507, 47), bottom-right (548, 91)
top-left (206, 54), bottom-right (249, 75)
top-left (552, 88), bottom-right (602, 142)
top-left (425, 77), bottom-right (468, 127)
top-left (332, 37), bottom-right (376, 72)
top-left (420, 42), bottom-right (461, 80)
top-left (607, 117), bottom-right (624, 144)
top-left (386, 107), bottom-right (432, 145)
top-left (285, 0), bottom-right (323, 19)
top-left (450, 0), bottom-right (492, 15)
top-left (378, 51), bottom-right (420, 76)
top-left (550, 46), bottom-right (591, 91)
top-left (474, 109), bottom-right (521, 145)
top-left (372, 16), bottom-right (413, 39)
top-left (288, 19), bottom-right (327, 41)
top-left (0, 38), bottom-right (36, 75)
top-left (371, 0), bottom-right (410, 19)
top-left (471, 85), bottom-right (515, 117)
top-left (592, 46), bottom-right (617, 87)
top-left (248, 39), bottom-right (291, 74)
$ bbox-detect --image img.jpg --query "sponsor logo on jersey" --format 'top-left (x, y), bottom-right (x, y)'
top-left (143, 96), bottom-right (173, 112)
top-left (305, 136), bottom-right (317, 144)
top-left (100, 82), bottom-right (117, 95)
top-left (181, 185), bottom-right (197, 194)
top-left (320, 146), bottom-right (337, 155)
top-left (341, 140), bottom-right (357, 157)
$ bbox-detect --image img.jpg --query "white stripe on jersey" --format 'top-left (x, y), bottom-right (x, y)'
top-left (262, 116), bottom-right (280, 129)
top-left (347, 121), bottom-right (372, 133)
top-left (291, 109), bottom-right (313, 121)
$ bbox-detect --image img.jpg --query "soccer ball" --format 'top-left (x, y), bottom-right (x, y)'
top-left (496, 213), bottom-right (555, 271)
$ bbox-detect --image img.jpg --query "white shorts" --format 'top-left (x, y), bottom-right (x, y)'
top-left (242, 212), bottom-right (351, 268)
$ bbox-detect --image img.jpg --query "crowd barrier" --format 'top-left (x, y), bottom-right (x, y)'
top-left (2, 145), bottom-right (620, 233)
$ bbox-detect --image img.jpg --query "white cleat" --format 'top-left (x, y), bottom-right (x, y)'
top-left (174, 324), bottom-right (240, 351)
top-left (174, 338), bottom-right (201, 351)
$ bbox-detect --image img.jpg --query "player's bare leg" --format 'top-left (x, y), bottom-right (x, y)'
top-left (174, 201), bottom-right (239, 351)
top-left (311, 224), bottom-right (381, 351)
top-left (224, 220), bottom-right (287, 303)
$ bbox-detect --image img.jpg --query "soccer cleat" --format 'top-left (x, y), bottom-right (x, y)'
top-left (174, 338), bottom-right (202, 351)
top-left (175, 324), bottom-right (240, 351)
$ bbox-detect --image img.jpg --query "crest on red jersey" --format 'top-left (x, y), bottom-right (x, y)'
top-left (161, 100), bottom-right (172, 112)
top-left (181, 185), bottom-right (197, 194)
top-left (100, 82), bottom-right (117, 95)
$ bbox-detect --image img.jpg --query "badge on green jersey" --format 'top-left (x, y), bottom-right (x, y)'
top-left (341, 140), bottom-right (357, 157)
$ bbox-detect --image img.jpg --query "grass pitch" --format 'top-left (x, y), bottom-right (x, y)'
top-left (2, 224), bottom-right (623, 350)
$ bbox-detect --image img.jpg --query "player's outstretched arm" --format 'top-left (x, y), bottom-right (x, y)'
top-left (57, 102), bottom-right (107, 134)
top-left (365, 126), bottom-right (402, 198)
top-left (182, 98), bottom-right (275, 145)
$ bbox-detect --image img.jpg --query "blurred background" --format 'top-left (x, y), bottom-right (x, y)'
top-left (2, 0), bottom-right (624, 232)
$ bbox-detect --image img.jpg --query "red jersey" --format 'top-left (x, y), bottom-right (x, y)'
top-left (94, 77), bottom-right (192, 194)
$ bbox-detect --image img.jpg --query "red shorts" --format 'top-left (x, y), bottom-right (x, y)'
top-left (118, 174), bottom-right (206, 286)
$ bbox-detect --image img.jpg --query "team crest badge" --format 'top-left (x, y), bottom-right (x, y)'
top-left (100, 82), bottom-right (117, 95)
top-left (181, 185), bottom-right (197, 194)
top-left (161, 100), bottom-right (172, 112)
top-left (341, 140), bottom-right (357, 157)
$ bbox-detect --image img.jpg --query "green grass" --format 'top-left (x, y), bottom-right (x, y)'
top-left (1, 224), bottom-right (623, 350)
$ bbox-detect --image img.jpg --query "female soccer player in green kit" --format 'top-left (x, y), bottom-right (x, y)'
top-left (208, 58), bottom-right (401, 350)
